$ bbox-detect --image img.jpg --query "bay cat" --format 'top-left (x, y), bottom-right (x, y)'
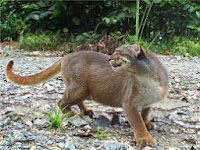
top-left (5, 44), bottom-right (168, 147)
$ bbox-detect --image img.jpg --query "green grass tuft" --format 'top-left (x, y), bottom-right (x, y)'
top-left (44, 108), bottom-right (73, 129)
top-left (96, 127), bottom-right (107, 140)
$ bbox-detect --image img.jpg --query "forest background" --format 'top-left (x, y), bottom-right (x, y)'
top-left (1, 0), bottom-right (200, 56)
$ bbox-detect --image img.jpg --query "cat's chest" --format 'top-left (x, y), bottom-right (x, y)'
top-left (133, 76), bottom-right (164, 109)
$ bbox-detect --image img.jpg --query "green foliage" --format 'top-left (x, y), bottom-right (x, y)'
top-left (122, 34), bottom-right (152, 49)
top-left (44, 108), bottom-right (72, 129)
top-left (122, 34), bottom-right (200, 56)
top-left (140, 0), bottom-right (200, 38)
top-left (19, 32), bottom-right (61, 51)
top-left (74, 31), bottom-right (101, 43)
top-left (1, 1), bottom-right (200, 56)
top-left (96, 127), bottom-right (107, 140)
top-left (0, 0), bottom-right (27, 41)
top-left (163, 36), bottom-right (200, 56)
top-left (135, 0), bottom-right (140, 41)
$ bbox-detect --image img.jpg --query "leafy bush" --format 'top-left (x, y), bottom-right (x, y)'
top-left (19, 32), bottom-right (61, 51)
top-left (0, 0), bottom-right (27, 41)
top-left (122, 34), bottom-right (153, 49)
top-left (1, 1), bottom-right (200, 56)
top-left (121, 34), bottom-right (200, 56)
top-left (165, 36), bottom-right (200, 56)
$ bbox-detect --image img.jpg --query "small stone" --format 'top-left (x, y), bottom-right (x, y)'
top-left (47, 139), bottom-right (54, 145)
top-left (111, 114), bottom-right (121, 126)
top-left (34, 118), bottom-right (46, 126)
top-left (58, 142), bottom-right (65, 148)
top-left (5, 107), bottom-right (15, 114)
top-left (84, 124), bottom-right (92, 130)
top-left (69, 115), bottom-right (88, 127)
top-left (143, 146), bottom-right (156, 150)
top-left (176, 56), bottom-right (181, 61)
top-left (21, 145), bottom-right (31, 149)
top-left (15, 142), bottom-right (22, 145)
top-left (93, 115), bottom-right (111, 128)
top-left (174, 77), bottom-right (180, 83)
top-left (14, 132), bottom-right (27, 142)
top-left (170, 128), bottom-right (180, 134)
top-left (30, 146), bottom-right (37, 150)
top-left (166, 147), bottom-right (180, 150)
top-left (3, 117), bottom-right (11, 126)
top-left (40, 104), bottom-right (51, 111)
top-left (64, 139), bottom-right (75, 150)
top-left (100, 140), bottom-right (133, 150)
top-left (0, 122), bottom-right (3, 127)
top-left (9, 113), bottom-right (20, 121)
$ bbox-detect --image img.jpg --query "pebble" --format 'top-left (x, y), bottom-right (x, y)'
top-left (5, 107), bottom-right (15, 114)
top-left (143, 147), bottom-right (156, 150)
top-left (166, 147), bottom-right (180, 150)
top-left (111, 114), bottom-right (121, 126)
top-left (9, 113), bottom-right (20, 121)
top-left (100, 140), bottom-right (133, 150)
top-left (93, 115), bottom-right (111, 128)
top-left (34, 118), bottom-right (46, 126)
top-left (64, 139), bottom-right (76, 150)
top-left (3, 117), bottom-right (11, 126)
top-left (58, 142), bottom-right (65, 148)
top-left (0, 122), bottom-right (4, 127)
top-left (69, 115), bottom-right (88, 127)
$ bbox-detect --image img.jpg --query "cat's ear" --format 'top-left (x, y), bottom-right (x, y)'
top-left (135, 43), bottom-right (146, 60)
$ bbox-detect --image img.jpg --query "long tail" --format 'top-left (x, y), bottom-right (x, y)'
top-left (5, 60), bottom-right (61, 85)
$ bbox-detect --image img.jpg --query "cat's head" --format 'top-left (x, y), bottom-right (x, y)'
top-left (109, 43), bottom-right (148, 73)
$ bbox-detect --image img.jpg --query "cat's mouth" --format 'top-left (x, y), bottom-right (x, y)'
top-left (109, 56), bottom-right (130, 71)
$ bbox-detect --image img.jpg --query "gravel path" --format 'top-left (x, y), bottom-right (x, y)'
top-left (0, 46), bottom-right (200, 150)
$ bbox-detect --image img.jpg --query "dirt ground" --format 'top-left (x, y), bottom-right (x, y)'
top-left (0, 49), bottom-right (200, 149)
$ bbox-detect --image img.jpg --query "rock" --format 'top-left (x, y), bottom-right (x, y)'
top-left (4, 85), bottom-right (18, 92)
top-left (100, 140), bottom-right (133, 150)
top-left (93, 115), bottom-right (111, 128)
top-left (170, 128), bottom-right (180, 134)
top-left (47, 139), bottom-right (54, 145)
top-left (27, 135), bottom-right (42, 142)
top-left (83, 124), bottom-right (92, 130)
top-left (21, 117), bottom-right (33, 127)
top-left (39, 104), bottom-right (51, 111)
top-left (34, 118), bottom-right (46, 126)
top-left (0, 122), bottom-right (3, 127)
top-left (5, 107), bottom-right (15, 114)
top-left (30, 146), bottom-right (37, 150)
top-left (58, 142), bottom-right (65, 148)
top-left (174, 77), bottom-right (180, 83)
top-left (9, 113), bottom-right (20, 121)
top-left (13, 132), bottom-right (27, 143)
top-left (166, 147), bottom-right (180, 150)
top-left (69, 115), bottom-right (88, 127)
top-left (21, 145), bottom-right (31, 149)
top-left (64, 139), bottom-right (76, 150)
top-left (111, 114), bottom-right (121, 126)
top-left (3, 117), bottom-right (11, 126)
top-left (143, 147), bottom-right (156, 150)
